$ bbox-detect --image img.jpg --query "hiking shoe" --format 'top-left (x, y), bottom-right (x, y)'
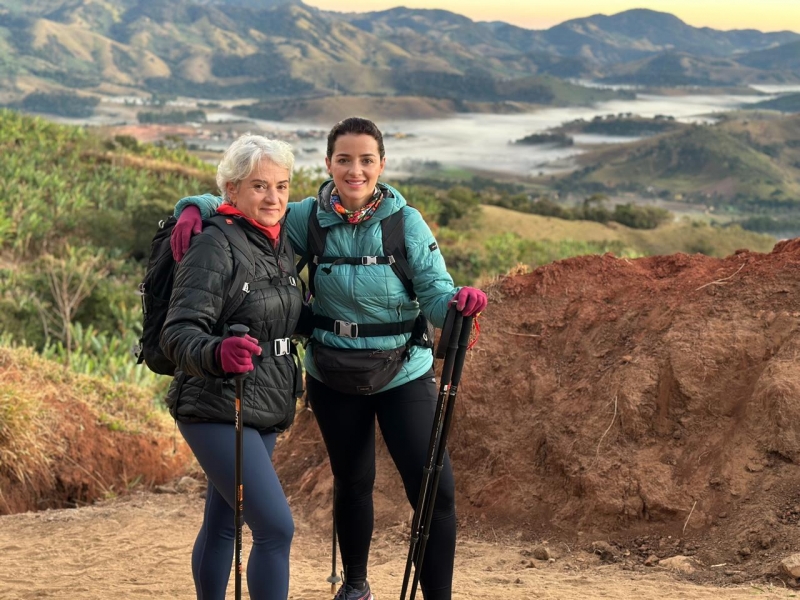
top-left (333, 580), bottom-right (374, 600)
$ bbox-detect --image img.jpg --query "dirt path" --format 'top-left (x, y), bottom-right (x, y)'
top-left (0, 491), bottom-right (793, 600)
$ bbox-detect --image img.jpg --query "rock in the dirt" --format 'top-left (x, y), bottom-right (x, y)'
top-left (644, 554), bottom-right (660, 566)
top-left (780, 554), bottom-right (800, 578)
top-left (660, 555), bottom-right (696, 574)
top-left (591, 541), bottom-right (618, 562)
top-left (155, 476), bottom-right (204, 495)
top-left (174, 476), bottom-right (205, 494)
top-left (532, 545), bottom-right (551, 561)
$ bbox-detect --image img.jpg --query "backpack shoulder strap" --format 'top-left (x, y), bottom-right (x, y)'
top-left (205, 215), bottom-right (257, 331)
top-left (297, 202), bottom-right (415, 300)
top-left (381, 208), bottom-right (415, 300)
top-left (296, 201), bottom-right (327, 297)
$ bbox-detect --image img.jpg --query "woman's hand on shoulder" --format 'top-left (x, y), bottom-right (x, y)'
top-left (171, 205), bottom-right (203, 262)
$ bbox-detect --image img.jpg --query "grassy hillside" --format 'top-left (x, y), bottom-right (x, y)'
top-left (438, 203), bottom-right (775, 284)
top-left (0, 109), bottom-right (215, 260)
top-left (479, 205), bottom-right (625, 243)
top-left (0, 109), bottom-right (779, 392)
top-left (554, 116), bottom-right (800, 208)
top-left (0, 343), bottom-right (190, 514)
top-left (478, 204), bottom-right (774, 257)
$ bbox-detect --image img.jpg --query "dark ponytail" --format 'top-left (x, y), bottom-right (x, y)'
top-left (326, 117), bottom-right (385, 159)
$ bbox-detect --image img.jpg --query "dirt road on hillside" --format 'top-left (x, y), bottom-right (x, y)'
top-left (0, 491), bottom-right (794, 600)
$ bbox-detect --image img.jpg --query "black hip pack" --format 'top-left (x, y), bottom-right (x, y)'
top-left (311, 342), bottom-right (408, 395)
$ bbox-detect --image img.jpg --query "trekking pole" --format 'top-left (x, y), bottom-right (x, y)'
top-left (326, 488), bottom-right (341, 594)
top-left (229, 323), bottom-right (250, 600)
top-left (399, 308), bottom-right (464, 600)
top-left (406, 313), bottom-right (474, 600)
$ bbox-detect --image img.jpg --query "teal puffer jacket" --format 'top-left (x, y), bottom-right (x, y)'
top-left (175, 181), bottom-right (459, 391)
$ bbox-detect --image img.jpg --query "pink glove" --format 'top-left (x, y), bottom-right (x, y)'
top-left (449, 287), bottom-right (487, 317)
top-left (217, 334), bottom-right (262, 374)
top-left (171, 205), bottom-right (203, 262)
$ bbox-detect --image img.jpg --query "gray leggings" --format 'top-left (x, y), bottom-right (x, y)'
top-left (178, 422), bottom-right (293, 600)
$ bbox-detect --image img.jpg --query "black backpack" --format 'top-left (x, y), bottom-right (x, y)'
top-left (134, 214), bottom-right (258, 375)
top-left (296, 202), bottom-right (433, 347)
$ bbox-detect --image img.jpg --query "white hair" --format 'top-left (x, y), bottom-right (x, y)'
top-left (216, 134), bottom-right (295, 202)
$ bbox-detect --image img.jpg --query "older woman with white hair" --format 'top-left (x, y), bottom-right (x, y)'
top-left (160, 134), bottom-right (303, 600)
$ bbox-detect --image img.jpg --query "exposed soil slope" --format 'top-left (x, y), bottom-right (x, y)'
top-left (0, 348), bottom-right (190, 515)
top-left (276, 240), bottom-right (800, 580)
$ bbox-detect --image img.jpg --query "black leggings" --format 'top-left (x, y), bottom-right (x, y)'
top-left (307, 370), bottom-right (456, 600)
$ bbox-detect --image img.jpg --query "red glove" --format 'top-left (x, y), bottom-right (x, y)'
top-left (449, 287), bottom-right (487, 317)
top-left (217, 334), bottom-right (262, 374)
top-left (171, 205), bottom-right (202, 262)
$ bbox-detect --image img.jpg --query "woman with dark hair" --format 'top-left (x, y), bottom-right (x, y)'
top-left (172, 117), bottom-right (487, 600)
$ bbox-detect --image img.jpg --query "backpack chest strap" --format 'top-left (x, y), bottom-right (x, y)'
top-left (243, 275), bottom-right (298, 293)
top-left (257, 337), bottom-right (293, 357)
top-left (314, 255), bottom-right (396, 267)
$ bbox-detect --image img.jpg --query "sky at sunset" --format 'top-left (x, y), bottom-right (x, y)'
top-left (303, 0), bottom-right (800, 33)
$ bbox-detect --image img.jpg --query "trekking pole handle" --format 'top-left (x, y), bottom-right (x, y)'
top-left (450, 315), bottom-right (474, 383)
top-left (228, 324), bottom-right (251, 380)
top-left (229, 323), bottom-right (250, 338)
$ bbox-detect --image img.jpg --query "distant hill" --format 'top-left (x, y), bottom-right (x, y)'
top-left (557, 114), bottom-right (683, 136)
top-left (596, 39), bottom-right (800, 87)
top-left (737, 40), bottom-right (800, 73)
top-left (751, 93), bottom-right (800, 113)
top-left (237, 82), bottom-right (623, 123)
top-left (0, 0), bottom-right (633, 105)
top-left (541, 9), bottom-right (797, 63)
top-left (554, 116), bottom-right (800, 207)
top-left (601, 52), bottom-right (800, 87)
top-left (0, 1), bottom-right (798, 106)
top-left (350, 7), bottom-right (797, 66)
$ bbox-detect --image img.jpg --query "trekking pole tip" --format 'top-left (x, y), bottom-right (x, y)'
top-left (327, 574), bottom-right (341, 595)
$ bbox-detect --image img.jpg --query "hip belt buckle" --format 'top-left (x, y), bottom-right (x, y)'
top-left (273, 338), bottom-right (290, 356)
top-left (334, 320), bottom-right (358, 338)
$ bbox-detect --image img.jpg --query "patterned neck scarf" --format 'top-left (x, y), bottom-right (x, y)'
top-left (329, 186), bottom-right (383, 224)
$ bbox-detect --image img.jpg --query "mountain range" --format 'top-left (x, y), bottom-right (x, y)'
top-left (0, 0), bottom-right (798, 105)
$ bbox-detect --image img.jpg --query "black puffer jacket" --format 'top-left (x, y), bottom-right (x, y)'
top-left (161, 214), bottom-right (303, 431)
